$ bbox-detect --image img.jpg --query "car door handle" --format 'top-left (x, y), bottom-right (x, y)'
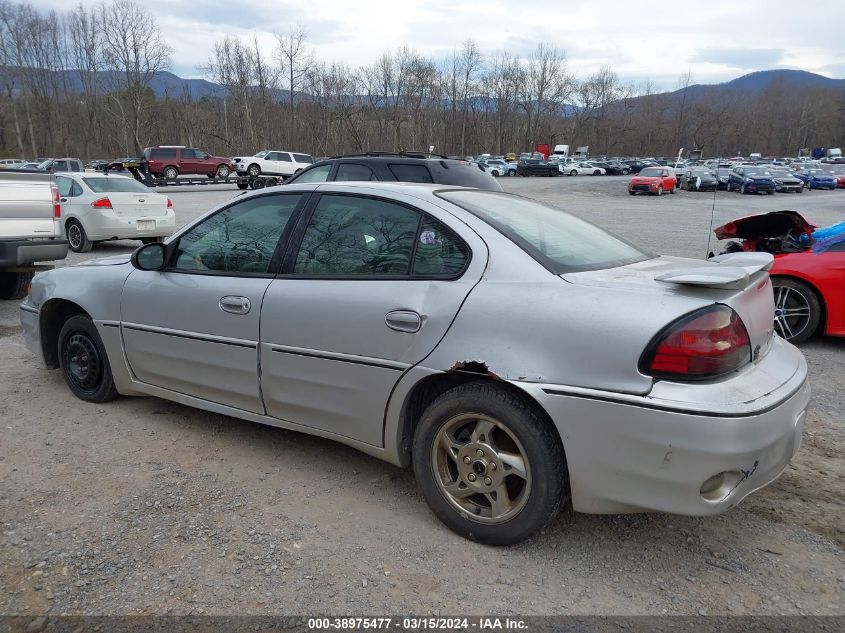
top-left (60, 198), bottom-right (68, 202)
top-left (219, 296), bottom-right (251, 315)
top-left (385, 310), bottom-right (422, 333)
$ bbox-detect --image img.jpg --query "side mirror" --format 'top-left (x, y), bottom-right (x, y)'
top-left (131, 242), bottom-right (166, 271)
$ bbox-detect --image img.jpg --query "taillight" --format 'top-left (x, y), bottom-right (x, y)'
top-left (640, 305), bottom-right (751, 380)
top-left (51, 184), bottom-right (61, 218)
top-left (167, 198), bottom-right (173, 208)
top-left (91, 197), bottom-right (112, 209)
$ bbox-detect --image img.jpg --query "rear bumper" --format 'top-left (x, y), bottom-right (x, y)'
top-left (521, 339), bottom-right (810, 515)
top-left (0, 239), bottom-right (68, 267)
top-left (83, 211), bottom-right (176, 241)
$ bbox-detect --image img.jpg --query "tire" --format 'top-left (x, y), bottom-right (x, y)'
top-left (412, 382), bottom-right (567, 545)
top-left (141, 237), bottom-right (165, 245)
top-left (0, 271), bottom-right (34, 300)
top-left (216, 165), bottom-right (230, 178)
top-left (798, 186), bottom-right (803, 193)
top-left (237, 181), bottom-right (249, 190)
top-left (740, 183), bottom-right (747, 194)
top-left (163, 166), bottom-right (179, 180)
top-left (621, 169), bottom-right (629, 175)
top-left (656, 186), bottom-right (663, 196)
top-left (771, 278), bottom-right (822, 345)
top-left (628, 190), bottom-right (636, 195)
top-left (250, 177), bottom-right (266, 190)
top-left (669, 186), bottom-right (675, 194)
top-left (593, 170), bottom-right (600, 176)
top-left (58, 315), bottom-right (119, 403)
top-left (569, 170), bottom-right (577, 176)
top-left (246, 164), bottom-right (260, 177)
top-left (726, 181), bottom-right (732, 192)
top-left (66, 219), bottom-right (92, 253)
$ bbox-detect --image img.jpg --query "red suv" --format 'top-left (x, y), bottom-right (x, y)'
top-left (142, 146), bottom-right (234, 180)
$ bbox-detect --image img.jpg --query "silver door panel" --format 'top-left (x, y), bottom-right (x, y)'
top-left (260, 343), bottom-right (405, 445)
top-left (122, 325), bottom-right (262, 413)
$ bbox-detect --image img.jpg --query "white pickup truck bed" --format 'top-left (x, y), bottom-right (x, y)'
top-left (0, 169), bottom-right (68, 299)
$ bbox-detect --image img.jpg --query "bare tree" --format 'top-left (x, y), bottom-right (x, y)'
top-left (276, 24), bottom-right (312, 143)
top-left (99, 0), bottom-right (171, 154)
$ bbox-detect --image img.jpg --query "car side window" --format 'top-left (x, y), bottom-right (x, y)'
top-left (388, 163), bottom-right (433, 183)
top-left (412, 217), bottom-right (470, 277)
top-left (56, 176), bottom-right (74, 197)
top-left (71, 161), bottom-right (82, 172)
top-left (335, 163), bottom-right (378, 182)
top-left (290, 164), bottom-right (331, 184)
top-left (277, 153), bottom-right (292, 162)
top-left (181, 149), bottom-right (197, 159)
top-left (294, 195), bottom-right (420, 275)
top-left (172, 194), bottom-right (302, 275)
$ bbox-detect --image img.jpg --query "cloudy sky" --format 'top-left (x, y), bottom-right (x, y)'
top-left (42, 0), bottom-right (845, 88)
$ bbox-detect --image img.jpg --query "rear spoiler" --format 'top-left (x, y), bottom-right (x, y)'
top-left (655, 252), bottom-right (774, 290)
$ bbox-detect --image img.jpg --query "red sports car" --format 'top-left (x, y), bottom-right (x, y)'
top-left (714, 211), bottom-right (845, 344)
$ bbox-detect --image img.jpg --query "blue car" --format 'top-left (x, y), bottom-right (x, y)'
top-left (795, 168), bottom-right (837, 190)
top-left (726, 166), bottom-right (776, 194)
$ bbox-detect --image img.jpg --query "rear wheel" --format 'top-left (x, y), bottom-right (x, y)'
top-left (250, 177), bottom-right (266, 190)
top-left (569, 170), bottom-right (577, 176)
top-left (771, 278), bottom-right (821, 345)
top-left (0, 271), bottom-right (34, 300)
top-left (412, 382), bottom-right (567, 545)
top-left (726, 181), bottom-right (732, 192)
top-left (669, 185), bottom-right (675, 194)
top-left (621, 169), bottom-right (629, 175)
top-left (58, 315), bottom-right (119, 403)
top-left (66, 219), bottom-right (92, 253)
top-left (163, 166), bottom-right (179, 180)
top-left (237, 181), bottom-right (250, 190)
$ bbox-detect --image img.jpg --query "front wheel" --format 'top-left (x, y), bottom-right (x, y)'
top-left (569, 170), bottom-right (577, 176)
top-left (740, 183), bottom-right (747, 194)
top-left (247, 164), bottom-right (261, 177)
top-left (163, 166), bottom-right (179, 180)
top-left (216, 165), bottom-right (230, 178)
top-left (66, 219), bottom-right (92, 253)
top-left (772, 278), bottom-right (821, 344)
top-left (412, 382), bottom-right (567, 545)
top-left (58, 315), bottom-right (119, 403)
top-left (621, 169), bottom-right (629, 175)
top-left (669, 185), bottom-right (675, 194)
top-left (656, 186), bottom-right (663, 196)
top-left (237, 181), bottom-right (250, 190)
top-left (726, 181), bottom-right (732, 192)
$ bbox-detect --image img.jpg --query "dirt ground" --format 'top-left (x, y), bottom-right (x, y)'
top-left (1, 177), bottom-right (843, 617)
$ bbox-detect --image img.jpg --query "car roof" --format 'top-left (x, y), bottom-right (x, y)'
top-left (58, 172), bottom-right (135, 181)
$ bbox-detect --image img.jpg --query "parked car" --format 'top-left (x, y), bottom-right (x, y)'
top-left (565, 162), bottom-right (606, 176)
top-left (483, 159), bottom-right (515, 177)
top-left (21, 182), bottom-right (809, 545)
top-left (284, 153), bottom-right (502, 191)
top-left (769, 169), bottom-right (804, 193)
top-left (794, 168), bottom-right (837, 190)
top-left (504, 153), bottom-right (517, 162)
top-left (627, 166), bottom-right (677, 195)
top-left (55, 173), bottom-right (175, 253)
top-left (85, 159), bottom-right (110, 171)
top-left (0, 168), bottom-right (68, 299)
top-left (726, 167), bottom-right (776, 194)
top-left (621, 160), bottom-right (650, 173)
top-left (588, 161), bottom-right (629, 175)
top-left (142, 146), bottom-right (234, 180)
top-left (829, 166), bottom-right (845, 188)
top-left (232, 150), bottom-right (314, 178)
top-left (517, 159), bottom-right (561, 177)
top-left (16, 162), bottom-right (41, 170)
top-left (679, 167), bottom-right (718, 192)
top-left (36, 158), bottom-right (84, 173)
top-left (715, 211), bottom-right (844, 344)
top-left (0, 158), bottom-right (26, 167)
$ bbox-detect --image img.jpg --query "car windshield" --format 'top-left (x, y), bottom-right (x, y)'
top-left (746, 170), bottom-right (772, 176)
top-left (436, 190), bottom-right (651, 273)
top-left (638, 168), bottom-right (663, 177)
top-left (83, 177), bottom-right (153, 193)
top-left (254, 151), bottom-right (269, 158)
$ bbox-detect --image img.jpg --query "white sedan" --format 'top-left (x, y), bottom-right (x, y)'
top-left (232, 150), bottom-right (314, 178)
top-left (56, 173), bottom-right (175, 253)
top-left (560, 162), bottom-right (606, 176)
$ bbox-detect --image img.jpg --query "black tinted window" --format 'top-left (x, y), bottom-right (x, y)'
top-left (150, 148), bottom-right (178, 159)
top-left (288, 164), bottom-right (331, 184)
top-left (292, 154), bottom-right (313, 163)
top-left (294, 195), bottom-right (420, 275)
top-left (173, 194), bottom-right (301, 274)
top-left (336, 163), bottom-right (378, 182)
top-left (388, 163), bottom-right (433, 183)
top-left (275, 153), bottom-right (292, 162)
top-left (181, 149), bottom-right (199, 159)
top-left (412, 218), bottom-right (469, 277)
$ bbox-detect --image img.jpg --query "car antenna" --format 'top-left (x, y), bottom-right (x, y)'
top-left (705, 154), bottom-right (721, 259)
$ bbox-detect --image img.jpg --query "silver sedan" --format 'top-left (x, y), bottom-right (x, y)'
top-left (19, 182), bottom-right (809, 545)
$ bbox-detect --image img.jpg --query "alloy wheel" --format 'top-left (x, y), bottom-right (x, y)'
top-left (773, 284), bottom-right (812, 341)
top-left (431, 413), bottom-right (531, 524)
top-left (67, 223), bottom-right (82, 250)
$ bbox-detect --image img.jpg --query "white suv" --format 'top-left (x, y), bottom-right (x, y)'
top-left (232, 150), bottom-right (314, 178)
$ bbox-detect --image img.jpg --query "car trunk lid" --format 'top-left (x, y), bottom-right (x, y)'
top-left (562, 254), bottom-right (777, 363)
top-left (106, 192), bottom-right (168, 217)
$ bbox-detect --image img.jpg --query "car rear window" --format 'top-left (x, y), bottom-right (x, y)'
top-left (293, 153), bottom-right (313, 164)
top-left (83, 177), bottom-right (153, 193)
top-left (436, 190), bottom-right (650, 273)
top-left (428, 161), bottom-right (502, 191)
top-left (149, 148), bottom-right (178, 159)
top-left (638, 168), bottom-right (663, 177)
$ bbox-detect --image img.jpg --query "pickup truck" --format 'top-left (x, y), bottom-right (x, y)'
top-left (0, 169), bottom-right (68, 299)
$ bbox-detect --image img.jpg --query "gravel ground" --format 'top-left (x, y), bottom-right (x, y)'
top-left (1, 176), bottom-right (843, 617)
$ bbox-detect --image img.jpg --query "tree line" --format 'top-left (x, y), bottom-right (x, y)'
top-left (1, 0), bottom-right (844, 161)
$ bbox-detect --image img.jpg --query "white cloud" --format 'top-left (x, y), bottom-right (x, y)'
top-left (36, 0), bottom-right (845, 88)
